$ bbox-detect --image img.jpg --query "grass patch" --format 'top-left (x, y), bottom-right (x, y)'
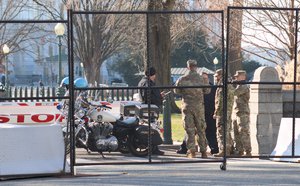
top-left (170, 113), bottom-right (184, 142)
top-left (160, 100), bottom-right (185, 142)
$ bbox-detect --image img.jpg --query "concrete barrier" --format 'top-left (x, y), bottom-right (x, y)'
top-left (0, 100), bottom-right (142, 177)
top-left (270, 118), bottom-right (300, 162)
top-left (0, 124), bottom-right (66, 176)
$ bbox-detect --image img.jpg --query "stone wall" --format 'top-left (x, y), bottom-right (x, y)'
top-left (282, 90), bottom-right (300, 117)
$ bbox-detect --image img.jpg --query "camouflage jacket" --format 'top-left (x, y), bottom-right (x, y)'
top-left (174, 70), bottom-right (210, 108)
top-left (214, 79), bottom-right (234, 117)
top-left (233, 82), bottom-right (250, 115)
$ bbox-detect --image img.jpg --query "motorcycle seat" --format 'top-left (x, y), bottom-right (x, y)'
top-left (115, 117), bottom-right (139, 128)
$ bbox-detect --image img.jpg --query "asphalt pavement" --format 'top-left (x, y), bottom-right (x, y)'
top-left (1, 158), bottom-right (299, 186)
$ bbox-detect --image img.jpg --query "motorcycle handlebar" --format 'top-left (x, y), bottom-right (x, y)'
top-left (101, 104), bottom-right (112, 109)
top-left (89, 103), bottom-right (112, 110)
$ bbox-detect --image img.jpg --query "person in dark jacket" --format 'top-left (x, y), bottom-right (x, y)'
top-left (138, 67), bottom-right (164, 155)
top-left (138, 67), bottom-right (162, 108)
top-left (203, 74), bottom-right (219, 154)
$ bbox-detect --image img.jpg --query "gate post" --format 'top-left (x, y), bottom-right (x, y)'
top-left (249, 67), bottom-right (282, 155)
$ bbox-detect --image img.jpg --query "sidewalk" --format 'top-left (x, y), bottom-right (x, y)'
top-left (2, 159), bottom-right (299, 185)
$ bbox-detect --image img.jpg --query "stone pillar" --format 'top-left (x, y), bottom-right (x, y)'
top-left (249, 67), bottom-right (282, 155)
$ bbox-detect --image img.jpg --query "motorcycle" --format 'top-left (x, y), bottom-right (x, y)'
top-left (120, 102), bottom-right (164, 156)
top-left (57, 98), bottom-right (163, 157)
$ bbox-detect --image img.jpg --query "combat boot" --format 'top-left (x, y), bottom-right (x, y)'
top-left (214, 149), bottom-right (232, 157)
top-left (176, 148), bottom-right (187, 154)
top-left (186, 150), bottom-right (196, 158)
top-left (238, 151), bottom-right (244, 156)
top-left (214, 151), bottom-right (224, 157)
top-left (230, 146), bottom-right (235, 155)
top-left (245, 151), bottom-right (252, 156)
top-left (201, 152), bottom-right (208, 158)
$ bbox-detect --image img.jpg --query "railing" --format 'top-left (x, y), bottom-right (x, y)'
top-left (5, 86), bottom-right (138, 102)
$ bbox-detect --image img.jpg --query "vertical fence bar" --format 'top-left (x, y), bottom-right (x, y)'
top-left (116, 89), bottom-right (120, 101)
top-left (223, 8), bottom-right (231, 170)
top-left (101, 89), bottom-right (104, 100)
top-left (24, 87), bottom-right (28, 102)
top-left (36, 87), bottom-right (40, 102)
top-left (146, 12), bottom-right (152, 163)
top-left (14, 87), bottom-right (17, 99)
top-left (47, 87), bottom-right (50, 102)
top-left (111, 90), bottom-right (115, 101)
top-left (19, 87), bottom-right (23, 101)
top-left (68, 8), bottom-right (75, 175)
top-left (40, 87), bottom-right (44, 101)
top-left (8, 86), bottom-right (11, 98)
top-left (292, 10), bottom-right (298, 157)
top-left (52, 87), bottom-right (56, 101)
top-left (121, 88), bottom-right (125, 101)
top-left (126, 89), bottom-right (129, 100)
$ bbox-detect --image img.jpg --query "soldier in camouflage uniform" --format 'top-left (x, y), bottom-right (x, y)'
top-left (232, 70), bottom-right (252, 156)
top-left (174, 59), bottom-right (210, 158)
top-left (213, 69), bottom-right (234, 157)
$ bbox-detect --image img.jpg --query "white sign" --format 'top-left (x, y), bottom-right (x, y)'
top-left (0, 102), bottom-right (63, 124)
top-left (0, 101), bottom-right (140, 125)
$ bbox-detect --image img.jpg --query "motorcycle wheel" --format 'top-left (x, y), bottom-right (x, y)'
top-left (76, 127), bottom-right (88, 148)
top-left (128, 135), bottom-right (148, 157)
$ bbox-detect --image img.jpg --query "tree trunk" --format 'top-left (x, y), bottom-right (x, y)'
top-left (147, 0), bottom-right (180, 113)
top-left (228, 0), bottom-right (244, 77)
top-left (147, 0), bottom-right (174, 86)
top-left (84, 61), bottom-right (100, 86)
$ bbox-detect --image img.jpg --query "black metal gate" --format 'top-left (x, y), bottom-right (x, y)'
top-left (1, 6), bottom-right (299, 179)
top-left (67, 9), bottom-right (226, 174)
top-left (225, 6), bottom-right (300, 161)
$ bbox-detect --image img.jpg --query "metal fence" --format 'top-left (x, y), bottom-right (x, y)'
top-left (67, 9), bottom-right (225, 174)
top-left (6, 86), bottom-right (138, 102)
top-left (2, 6), bottom-right (299, 178)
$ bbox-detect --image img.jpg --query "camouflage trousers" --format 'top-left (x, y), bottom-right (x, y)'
top-left (216, 116), bottom-right (233, 153)
top-left (232, 114), bottom-right (252, 152)
top-left (182, 106), bottom-right (207, 153)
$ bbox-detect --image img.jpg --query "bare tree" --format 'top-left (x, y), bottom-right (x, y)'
top-left (241, 1), bottom-right (296, 64)
top-left (33, 0), bottom-right (145, 85)
top-left (0, 0), bottom-right (42, 71)
top-left (235, 0), bottom-right (300, 82)
top-left (33, 0), bottom-right (224, 86)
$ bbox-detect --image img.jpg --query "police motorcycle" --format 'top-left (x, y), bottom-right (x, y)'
top-left (57, 77), bottom-right (162, 157)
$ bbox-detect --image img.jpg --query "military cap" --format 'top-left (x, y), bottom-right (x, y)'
top-left (187, 59), bottom-right (197, 67)
top-left (234, 70), bottom-right (246, 77)
top-left (214, 69), bottom-right (222, 77)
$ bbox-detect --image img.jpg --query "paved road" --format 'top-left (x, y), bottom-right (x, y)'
top-left (1, 159), bottom-right (299, 186)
